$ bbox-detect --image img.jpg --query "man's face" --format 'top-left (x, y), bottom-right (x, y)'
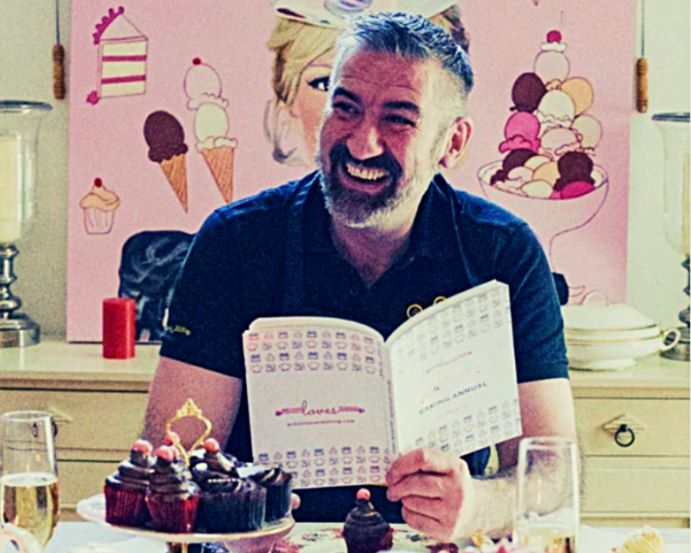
top-left (318, 44), bottom-right (454, 228)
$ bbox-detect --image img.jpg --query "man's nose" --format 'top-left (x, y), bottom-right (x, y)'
top-left (345, 119), bottom-right (384, 161)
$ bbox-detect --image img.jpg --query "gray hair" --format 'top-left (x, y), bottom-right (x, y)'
top-left (335, 11), bottom-right (473, 108)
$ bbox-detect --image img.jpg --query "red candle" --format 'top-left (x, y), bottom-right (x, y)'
top-left (102, 297), bottom-right (136, 359)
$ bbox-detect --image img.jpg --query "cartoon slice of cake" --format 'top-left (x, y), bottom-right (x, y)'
top-left (143, 111), bottom-right (189, 211)
top-left (184, 58), bottom-right (238, 204)
top-left (87, 6), bottom-right (148, 105)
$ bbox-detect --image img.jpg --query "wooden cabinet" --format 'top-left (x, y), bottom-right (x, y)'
top-left (570, 356), bottom-right (690, 528)
top-left (0, 341), bottom-right (155, 519)
top-left (0, 340), bottom-right (688, 527)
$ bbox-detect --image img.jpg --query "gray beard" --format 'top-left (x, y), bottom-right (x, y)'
top-left (318, 166), bottom-right (430, 229)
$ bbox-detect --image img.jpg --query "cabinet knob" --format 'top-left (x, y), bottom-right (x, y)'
top-left (614, 423), bottom-right (636, 448)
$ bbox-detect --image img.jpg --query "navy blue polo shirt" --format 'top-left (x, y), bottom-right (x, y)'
top-left (160, 171), bottom-right (568, 522)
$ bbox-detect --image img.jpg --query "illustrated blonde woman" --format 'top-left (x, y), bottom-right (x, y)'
top-left (264, 0), bottom-right (470, 166)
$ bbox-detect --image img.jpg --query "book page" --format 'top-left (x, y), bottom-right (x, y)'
top-left (387, 281), bottom-right (521, 457)
top-left (244, 318), bottom-right (394, 489)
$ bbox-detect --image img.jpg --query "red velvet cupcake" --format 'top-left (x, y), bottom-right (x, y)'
top-left (145, 446), bottom-right (200, 533)
top-left (104, 439), bottom-right (154, 527)
top-left (343, 489), bottom-right (393, 553)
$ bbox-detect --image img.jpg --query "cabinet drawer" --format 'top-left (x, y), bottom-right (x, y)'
top-left (0, 390), bottom-right (147, 456)
top-left (59, 460), bottom-right (117, 514)
top-left (582, 457), bottom-right (690, 514)
top-left (575, 398), bottom-right (689, 456)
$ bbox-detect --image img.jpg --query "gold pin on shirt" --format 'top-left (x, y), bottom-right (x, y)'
top-left (406, 296), bottom-right (447, 318)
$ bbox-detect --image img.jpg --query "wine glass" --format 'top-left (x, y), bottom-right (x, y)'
top-left (513, 436), bottom-right (579, 553)
top-left (0, 411), bottom-right (60, 548)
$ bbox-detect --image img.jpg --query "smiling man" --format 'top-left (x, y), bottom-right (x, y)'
top-left (144, 12), bottom-right (576, 541)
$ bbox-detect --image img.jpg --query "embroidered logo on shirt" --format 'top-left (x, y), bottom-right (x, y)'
top-left (166, 324), bottom-right (191, 336)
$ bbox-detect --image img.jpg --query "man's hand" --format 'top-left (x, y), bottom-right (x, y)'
top-left (386, 448), bottom-right (477, 542)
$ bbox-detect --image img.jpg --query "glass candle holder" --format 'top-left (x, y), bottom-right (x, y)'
top-left (652, 112), bottom-right (690, 362)
top-left (0, 100), bottom-right (52, 348)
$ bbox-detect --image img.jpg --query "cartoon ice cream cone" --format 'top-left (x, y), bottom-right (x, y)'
top-left (184, 57), bottom-right (238, 204)
top-left (144, 111), bottom-right (189, 211)
top-left (160, 153), bottom-right (188, 210)
top-left (200, 146), bottom-right (234, 202)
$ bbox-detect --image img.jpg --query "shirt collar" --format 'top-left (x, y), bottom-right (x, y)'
top-left (301, 172), bottom-right (460, 261)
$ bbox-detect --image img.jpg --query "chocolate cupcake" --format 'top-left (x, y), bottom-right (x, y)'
top-left (104, 439), bottom-right (154, 527)
top-left (193, 459), bottom-right (266, 532)
top-left (145, 446), bottom-right (200, 533)
top-left (343, 489), bottom-right (393, 553)
top-left (242, 464), bottom-right (293, 522)
top-left (189, 437), bottom-right (242, 472)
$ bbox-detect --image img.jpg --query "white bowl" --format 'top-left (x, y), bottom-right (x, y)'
top-left (566, 329), bottom-right (681, 370)
top-left (564, 324), bottom-right (661, 342)
top-left (562, 300), bottom-right (657, 332)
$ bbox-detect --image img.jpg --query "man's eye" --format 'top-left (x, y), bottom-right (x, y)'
top-left (384, 114), bottom-right (416, 127)
top-left (333, 102), bottom-right (358, 116)
top-left (307, 76), bottom-right (330, 92)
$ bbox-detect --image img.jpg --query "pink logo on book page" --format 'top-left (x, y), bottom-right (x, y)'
top-left (274, 400), bottom-right (365, 417)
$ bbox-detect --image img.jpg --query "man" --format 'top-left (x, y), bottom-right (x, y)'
top-left (144, 12), bottom-right (576, 541)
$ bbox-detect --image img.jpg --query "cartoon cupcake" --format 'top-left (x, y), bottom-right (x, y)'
top-left (79, 177), bottom-right (120, 234)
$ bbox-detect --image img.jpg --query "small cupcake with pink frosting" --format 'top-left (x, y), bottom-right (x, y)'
top-left (80, 177), bottom-right (120, 234)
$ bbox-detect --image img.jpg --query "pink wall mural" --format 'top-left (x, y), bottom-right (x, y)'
top-left (67, 1), bottom-right (634, 342)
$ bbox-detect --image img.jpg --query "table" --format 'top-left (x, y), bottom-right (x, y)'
top-left (40, 522), bottom-right (690, 553)
top-left (1, 341), bottom-right (687, 525)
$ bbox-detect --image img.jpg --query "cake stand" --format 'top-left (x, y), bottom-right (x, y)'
top-left (77, 494), bottom-right (295, 553)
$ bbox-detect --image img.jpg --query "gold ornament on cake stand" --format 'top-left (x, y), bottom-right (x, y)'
top-left (164, 398), bottom-right (214, 467)
top-left (77, 398), bottom-right (294, 553)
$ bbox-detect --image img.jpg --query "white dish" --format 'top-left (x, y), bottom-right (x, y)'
top-left (77, 494), bottom-right (294, 549)
top-left (566, 329), bottom-right (680, 370)
top-left (562, 301), bottom-right (656, 332)
top-left (564, 324), bottom-right (661, 342)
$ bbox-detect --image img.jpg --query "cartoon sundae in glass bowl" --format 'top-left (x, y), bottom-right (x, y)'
top-left (477, 30), bottom-right (608, 300)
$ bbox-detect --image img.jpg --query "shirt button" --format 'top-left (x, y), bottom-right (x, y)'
top-left (349, 287), bottom-right (359, 296)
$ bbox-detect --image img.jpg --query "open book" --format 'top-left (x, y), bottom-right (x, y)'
top-left (243, 280), bottom-right (521, 489)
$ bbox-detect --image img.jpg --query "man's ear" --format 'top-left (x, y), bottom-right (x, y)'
top-left (439, 117), bottom-right (473, 169)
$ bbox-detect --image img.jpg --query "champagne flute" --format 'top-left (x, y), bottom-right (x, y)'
top-left (513, 436), bottom-right (579, 553)
top-left (0, 411), bottom-right (60, 548)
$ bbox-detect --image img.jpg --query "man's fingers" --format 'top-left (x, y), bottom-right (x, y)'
top-left (290, 492), bottom-right (300, 511)
top-left (386, 448), bottom-right (456, 486)
top-left (401, 505), bottom-right (446, 541)
top-left (387, 473), bottom-right (446, 502)
top-left (401, 495), bottom-right (445, 517)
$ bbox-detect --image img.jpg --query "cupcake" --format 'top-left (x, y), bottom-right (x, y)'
top-left (188, 437), bottom-right (242, 471)
top-left (192, 462), bottom-right (266, 533)
top-left (241, 464), bottom-right (293, 522)
top-left (104, 439), bottom-right (154, 527)
top-left (146, 446), bottom-right (200, 533)
top-left (79, 177), bottom-right (120, 234)
top-left (343, 489), bottom-right (393, 553)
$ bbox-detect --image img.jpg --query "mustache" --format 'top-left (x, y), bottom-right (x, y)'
top-left (329, 143), bottom-right (402, 179)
